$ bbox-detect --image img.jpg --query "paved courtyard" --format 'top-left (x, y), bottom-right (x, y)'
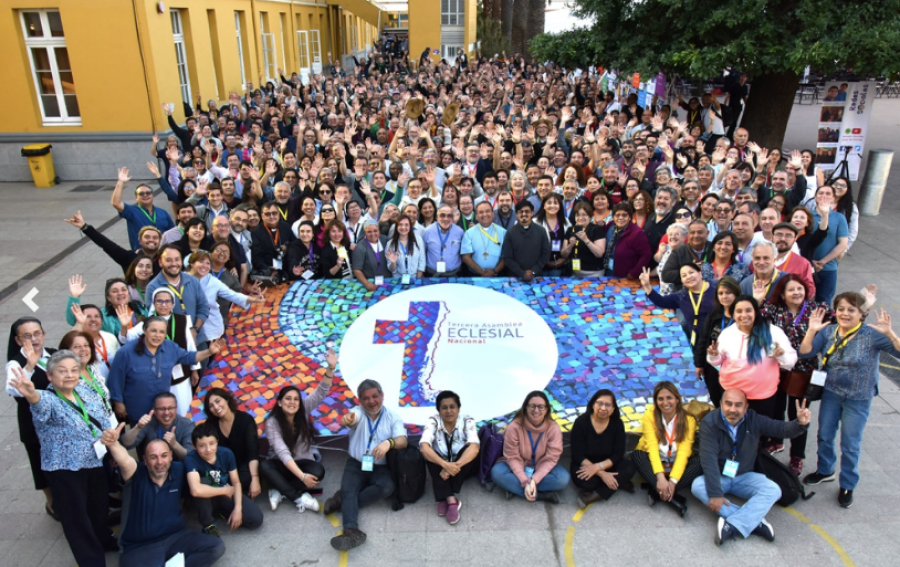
top-left (0, 100), bottom-right (899, 566)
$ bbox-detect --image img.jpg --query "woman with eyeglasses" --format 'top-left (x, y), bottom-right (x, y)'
top-left (5, 317), bottom-right (58, 518)
top-left (66, 275), bottom-right (149, 339)
top-left (655, 223), bottom-right (688, 295)
top-left (314, 204), bottom-right (338, 249)
top-left (630, 190), bottom-right (653, 230)
top-left (491, 391), bottom-right (569, 503)
top-left (571, 389), bottom-right (637, 508)
top-left (632, 382), bottom-right (700, 517)
top-left (58, 330), bottom-right (116, 426)
top-left (8, 351), bottom-right (118, 567)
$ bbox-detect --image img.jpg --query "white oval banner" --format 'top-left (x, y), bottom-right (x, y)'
top-left (340, 284), bottom-right (560, 423)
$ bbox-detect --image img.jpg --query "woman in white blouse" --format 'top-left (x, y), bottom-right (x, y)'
top-left (419, 391), bottom-right (480, 526)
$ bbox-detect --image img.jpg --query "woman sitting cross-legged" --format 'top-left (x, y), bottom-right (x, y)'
top-left (571, 389), bottom-right (637, 508)
top-left (491, 391), bottom-right (570, 503)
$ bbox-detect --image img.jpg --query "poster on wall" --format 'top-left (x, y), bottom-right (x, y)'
top-left (816, 81), bottom-right (874, 180)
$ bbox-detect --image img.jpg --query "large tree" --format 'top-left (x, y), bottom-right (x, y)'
top-left (530, 0), bottom-right (900, 149)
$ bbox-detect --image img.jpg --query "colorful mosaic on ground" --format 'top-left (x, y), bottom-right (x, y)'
top-left (190, 278), bottom-right (707, 435)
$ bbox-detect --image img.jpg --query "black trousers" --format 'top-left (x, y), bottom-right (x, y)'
top-left (774, 392), bottom-right (810, 458)
top-left (571, 458), bottom-right (637, 500)
top-left (631, 451), bottom-right (702, 494)
top-left (194, 491), bottom-right (264, 529)
top-left (260, 458), bottom-right (326, 502)
top-left (748, 393), bottom-right (778, 420)
top-left (24, 441), bottom-right (49, 490)
top-left (45, 467), bottom-right (116, 567)
top-left (424, 447), bottom-right (479, 501)
top-left (702, 363), bottom-right (725, 408)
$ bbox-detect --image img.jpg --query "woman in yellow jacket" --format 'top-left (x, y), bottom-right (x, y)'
top-left (631, 381), bottom-right (701, 517)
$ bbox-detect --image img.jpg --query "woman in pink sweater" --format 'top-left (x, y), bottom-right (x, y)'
top-left (707, 295), bottom-right (797, 420)
top-left (490, 391), bottom-right (570, 503)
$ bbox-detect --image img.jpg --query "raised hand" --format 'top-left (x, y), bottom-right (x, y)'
top-left (8, 365), bottom-right (37, 399)
top-left (325, 347), bottom-right (338, 369)
top-left (117, 167), bottom-right (132, 184)
top-left (639, 266), bottom-right (653, 293)
top-left (795, 399), bottom-right (811, 426)
top-left (807, 307), bottom-right (829, 333)
top-left (146, 161), bottom-right (160, 178)
top-left (68, 274), bottom-right (86, 298)
top-left (136, 411), bottom-right (154, 429)
top-left (101, 423), bottom-right (126, 447)
top-left (115, 304), bottom-right (132, 328)
top-left (707, 340), bottom-right (719, 359)
top-left (64, 210), bottom-right (86, 229)
top-left (771, 342), bottom-right (785, 358)
top-left (790, 150), bottom-right (803, 170)
top-left (70, 303), bottom-right (87, 327)
top-left (868, 308), bottom-right (894, 337)
top-left (752, 278), bottom-right (767, 303)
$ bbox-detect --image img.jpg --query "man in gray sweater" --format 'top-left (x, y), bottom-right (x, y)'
top-left (691, 389), bottom-right (811, 545)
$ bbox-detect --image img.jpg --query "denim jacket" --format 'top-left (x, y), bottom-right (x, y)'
top-left (801, 325), bottom-right (900, 401)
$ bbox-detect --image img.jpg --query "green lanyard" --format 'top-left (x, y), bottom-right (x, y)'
top-left (81, 368), bottom-right (111, 413)
top-left (166, 315), bottom-right (176, 340)
top-left (54, 388), bottom-right (98, 437)
top-left (138, 205), bottom-right (157, 225)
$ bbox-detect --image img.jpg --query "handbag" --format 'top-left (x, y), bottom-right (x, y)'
top-left (779, 369), bottom-right (813, 399)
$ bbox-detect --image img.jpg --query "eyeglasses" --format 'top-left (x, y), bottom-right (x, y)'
top-left (321, 208), bottom-right (335, 213)
top-left (437, 214), bottom-right (453, 219)
top-left (136, 191), bottom-right (153, 197)
top-left (263, 211), bottom-right (279, 217)
top-left (832, 182), bottom-right (847, 188)
top-left (528, 404), bottom-right (547, 412)
top-left (715, 207), bottom-right (732, 213)
top-left (18, 331), bottom-right (43, 341)
top-left (675, 212), bottom-right (693, 219)
top-left (320, 190), bottom-right (333, 195)
top-left (594, 401), bottom-right (614, 408)
top-left (155, 406), bottom-right (177, 412)
top-left (213, 249), bottom-right (230, 255)
top-left (154, 298), bottom-right (174, 305)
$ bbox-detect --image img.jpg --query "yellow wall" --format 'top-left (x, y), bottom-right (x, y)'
top-left (3, 0), bottom-right (397, 136)
top-left (464, 0), bottom-right (478, 55)
top-left (3, 0), bottom-right (152, 133)
top-left (408, 0), bottom-right (440, 68)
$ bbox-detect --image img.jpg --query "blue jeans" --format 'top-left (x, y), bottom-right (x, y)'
top-left (490, 462), bottom-right (570, 498)
top-left (816, 388), bottom-right (872, 490)
top-left (815, 269), bottom-right (838, 306)
top-left (691, 472), bottom-right (781, 538)
top-left (339, 458), bottom-right (395, 530)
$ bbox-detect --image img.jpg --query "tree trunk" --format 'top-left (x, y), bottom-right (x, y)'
top-left (739, 70), bottom-right (801, 150)
top-left (512, 2), bottom-right (529, 56)
top-left (501, 0), bottom-right (515, 39)
top-left (525, 0), bottom-right (546, 59)
top-left (490, 0), bottom-right (502, 21)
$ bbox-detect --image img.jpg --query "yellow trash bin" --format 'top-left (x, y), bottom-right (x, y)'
top-left (21, 143), bottom-right (57, 187)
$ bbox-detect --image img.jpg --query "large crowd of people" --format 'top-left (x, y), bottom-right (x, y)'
top-left (3, 33), bottom-right (894, 565)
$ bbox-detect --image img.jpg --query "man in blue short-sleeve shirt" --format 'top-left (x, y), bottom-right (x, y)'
top-left (111, 166), bottom-right (174, 251)
top-left (809, 185), bottom-right (849, 306)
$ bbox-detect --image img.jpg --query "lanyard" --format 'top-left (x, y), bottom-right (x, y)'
top-left (95, 336), bottom-right (109, 366)
top-left (712, 261), bottom-right (731, 280)
top-left (438, 229), bottom-right (451, 260)
top-left (81, 368), bottom-right (111, 413)
top-left (461, 216), bottom-right (472, 231)
top-left (366, 410), bottom-right (385, 454)
top-left (687, 282), bottom-right (708, 346)
top-left (720, 412), bottom-right (742, 460)
top-left (213, 267), bottom-right (225, 279)
top-left (821, 322), bottom-right (862, 368)
top-left (485, 194), bottom-right (499, 210)
top-left (757, 269), bottom-right (779, 297)
top-left (307, 243), bottom-right (315, 267)
top-left (268, 227), bottom-right (280, 246)
top-left (564, 200), bottom-right (575, 215)
top-left (278, 205), bottom-right (288, 221)
top-left (54, 389), bottom-right (98, 437)
top-left (442, 427), bottom-right (457, 462)
top-left (368, 240), bottom-right (381, 265)
top-left (138, 205), bottom-right (157, 225)
top-left (527, 431), bottom-right (544, 468)
top-left (721, 315), bottom-right (733, 331)
top-left (789, 301), bottom-right (807, 326)
top-left (498, 214), bottom-right (512, 229)
top-left (663, 415), bottom-right (678, 460)
top-left (167, 284), bottom-right (186, 311)
top-left (166, 315), bottom-right (177, 340)
top-left (479, 225), bottom-right (499, 245)
top-left (137, 287), bottom-right (145, 303)
top-left (781, 251), bottom-right (794, 271)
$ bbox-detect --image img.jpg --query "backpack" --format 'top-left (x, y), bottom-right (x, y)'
top-left (755, 450), bottom-right (815, 506)
top-left (387, 446), bottom-right (427, 511)
top-left (477, 423), bottom-right (505, 491)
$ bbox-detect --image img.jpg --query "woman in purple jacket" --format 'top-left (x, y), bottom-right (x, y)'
top-left (605, 203), bottom-right (652, 280)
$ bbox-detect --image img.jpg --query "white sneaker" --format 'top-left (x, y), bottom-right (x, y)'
top-left (299, 492), bottom-right (320, 513)
top-left (268, 489), bottom-right (284, 511)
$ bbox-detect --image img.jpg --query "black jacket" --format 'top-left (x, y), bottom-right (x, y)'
top-left (250, 222), bottom-right (295, 274)
top-left (661, 242), bottom-right (711, 291)
top-left (699, 409), bottom-right (806, 499)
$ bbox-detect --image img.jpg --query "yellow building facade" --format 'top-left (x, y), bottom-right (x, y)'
top-left (0, 0), bottom-right (475, 181)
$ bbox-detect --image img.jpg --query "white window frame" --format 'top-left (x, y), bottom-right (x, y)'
top-left (441, 0), bottom-right (465, 26)
top-left (310, 30), bottom-right (322, 73)
top-left (171, 9), bottom-right (192, 105)
top-left (297, 30), bottom-right (311, 82)
top-left (279, 16), bottom-right (287, 73)
top-left (350, 24), bottom-right (358, 52)
top-left (261, 33), bottom-right (276, 82)
top-left (235, 12), bottom-right (246, 85)
top-left (20, 10), bottom-right (80, 125)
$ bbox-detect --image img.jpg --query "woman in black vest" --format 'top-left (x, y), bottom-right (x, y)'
top-left (5, 317), bottom-right (58, 519)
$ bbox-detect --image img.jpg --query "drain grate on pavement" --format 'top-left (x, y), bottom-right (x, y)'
top-left (70, 185), bottom-right (112, 192)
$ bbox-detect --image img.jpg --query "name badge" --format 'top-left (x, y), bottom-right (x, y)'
top-left (608, 258), bottom-right (614, 270)
top-left (571, 259), bottom-right (581, 271)
top-left (723, 459), bottom-right (739, 478)
top-left (361, 454), bottom-right (374, 472)
top-left (337, 247), bottom-right (349, 260)
top-left (524, 466), bottom-right (535, 478)
top-left (401, 274), bottom-right (412, 285)
top-left (171, 365), bottom-right (184, 380)
top-left (273, 259), bottom-right (283, 270)
top-left (94, 439), bottom-right (108, 460)
top-left (301, 270), bottom-right (314, 280)
top-left (436, 261), bottom-right (447, 273)
top-left (551, 240), bottom-right (561, 252)
top-left (810, 370), bottom-right (827, 386)
top-left (375, 276), bottom-right (384, 286)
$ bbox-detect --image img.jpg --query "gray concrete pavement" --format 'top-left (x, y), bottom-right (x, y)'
top-left (0, 100), bottom-right (899, 567)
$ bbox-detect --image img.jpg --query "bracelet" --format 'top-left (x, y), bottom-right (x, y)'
top-left (389, 438), bottom-right (395, 449)
top-left (300, 472), bottom-right (306, 481)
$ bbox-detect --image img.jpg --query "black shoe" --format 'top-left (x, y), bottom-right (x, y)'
top-left (647, 488), bottom-right (661, 508)
top-left (752, 519), bottom-right (775, 542)
top-left (330, 527), bottom-right (367, 551)
top-left (323, 490), bottom-right (342, 516)
top-left (838, 488), bottom-right (854, 508)
top-left (536, 491), bottom-right (560, 504)
top-left (803, 471), bottom-right (836, 485)
top-left (202, 524), bottom-right (221, 538)
top-left (669, 495), bottom-right (688, 518)
top-left (620, 481), bottom-right (636, 494)
top-left (44, 505), bottom-right (60, 522)
top-left (716, 518), bottom-right (737, 546)
top-left (505, 490), bottom-right (513, 500)
top-left (577, 491), bottom-right (603, 509)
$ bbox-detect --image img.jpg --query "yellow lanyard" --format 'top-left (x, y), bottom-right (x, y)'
top-left (757, 269), bottom-right (779, 297)
top-left (478, 225), bottom-right (499, 245)
top-left (821, 322), bottom-right (862, 367)
top-left (167, 284), bottom-right (186, 311)
top-left (687, 282), bottom-right (708, 346)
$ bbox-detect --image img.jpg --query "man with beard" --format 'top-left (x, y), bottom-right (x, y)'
top-left (250, 201), bottom-right (296, 282)
top-left (661, 220), bottom-right (711, 291)
top-left (771, 223), bottom-right (816, 298)
top-left (111, 167), bottom-right (175, 250)
top-left (211, 216), bottom-right (249, 286)
top-left (229, 208), bottom-right (253, 266)
top-left (146, 245), bottom-right (210, 336)
top-left (102, 429), bottom-right (225, 566)
top-left (758, 151), bottom-right (807, 209)
top-left (160, 203), bottom-right (198, 245)
top-left (66, 210), bottom-right (163, 274)
top-left (475, 172), bottom-right (502, 210)
top-left (493, 190), bottom-right (517, 230)
top-left (643, 186), bottom-right (676, 262)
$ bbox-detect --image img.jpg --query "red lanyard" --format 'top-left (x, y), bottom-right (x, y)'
top-left (713, 261), bottom-right (731, 279)
top-left (663, 416), bottom-right (678, 459)
top-left (95, 337), bottom-right (109, 365)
